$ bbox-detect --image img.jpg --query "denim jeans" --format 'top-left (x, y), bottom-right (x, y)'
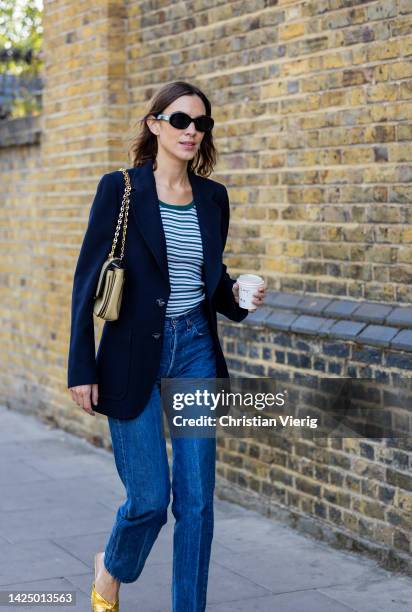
top-left (103, 299), bottom-right (217, 612)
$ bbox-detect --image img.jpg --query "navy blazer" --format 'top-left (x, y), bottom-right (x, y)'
top-left (67, 158), bottom-right (249, 419)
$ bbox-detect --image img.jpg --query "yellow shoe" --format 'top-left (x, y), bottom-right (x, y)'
top-left (91, 553), bottom-right (119, 611)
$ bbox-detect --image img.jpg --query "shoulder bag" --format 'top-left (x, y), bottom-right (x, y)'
top-left (93, 168), bottom-right (131, 321)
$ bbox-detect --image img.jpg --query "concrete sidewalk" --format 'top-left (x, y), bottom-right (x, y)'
top-left (0, 404), bottom-right (411, 612)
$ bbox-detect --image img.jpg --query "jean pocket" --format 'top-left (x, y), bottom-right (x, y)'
top-left (191, 317), bottom-right (210, 337)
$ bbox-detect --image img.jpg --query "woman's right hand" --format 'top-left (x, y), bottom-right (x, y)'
top-left (69, 383), bottom-right (98, 416)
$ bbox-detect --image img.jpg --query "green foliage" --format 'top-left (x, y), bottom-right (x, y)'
top-left (0, 0), bottom-right (43, 117)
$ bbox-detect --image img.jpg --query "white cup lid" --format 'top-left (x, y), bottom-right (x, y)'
top-left (237, 274), bottom-right (264, 285)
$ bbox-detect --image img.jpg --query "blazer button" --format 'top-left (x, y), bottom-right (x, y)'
top-left (156, 298), bottom-right (165, 307)
top-left (152, 332), bottom-right (161, 339)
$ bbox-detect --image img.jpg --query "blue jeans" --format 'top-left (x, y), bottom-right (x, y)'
top-left (103, 300), bottom-right (217, 612)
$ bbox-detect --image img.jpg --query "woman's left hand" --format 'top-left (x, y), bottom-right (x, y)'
top-left (232, 281), bottom-right (266, 312)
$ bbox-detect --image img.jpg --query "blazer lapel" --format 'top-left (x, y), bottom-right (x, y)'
top-left (128, 159), bottom-right (223, 298)
top-left (129, 160), bottom-right (169, 285)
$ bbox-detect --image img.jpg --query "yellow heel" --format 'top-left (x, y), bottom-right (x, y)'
top-left (91, 553), bottom-right (119, 611)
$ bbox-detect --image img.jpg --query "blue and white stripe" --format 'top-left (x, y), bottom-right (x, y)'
top-left (158, 200), bottom-right (205, 316)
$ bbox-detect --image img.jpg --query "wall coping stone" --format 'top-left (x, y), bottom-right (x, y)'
top-left (0, 115), bottom-right (41, 148)
top-left (218, 290), bottom-right (412, 352)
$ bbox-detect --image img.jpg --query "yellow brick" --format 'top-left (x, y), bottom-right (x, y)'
top-left (285, 242), bottom-right (306, 257)
top-left (323, 52), bottom-right (345, 69)
top-left (279, 22), bottom-right (305, 41)
top-left (266, 242), bottom-right (283, 257)
top-left (401, 229), bottom-right (412, 243)
top-left (367, 40), bottom-right (400, 62)
top-left (390, 61), bottom-right (412, 80)
top-left (341, 147), bottom-right (374, 164)
top-left (367, 83), bottom-right (399, 102)
top-left (400, 81), bottom-right (412, 99)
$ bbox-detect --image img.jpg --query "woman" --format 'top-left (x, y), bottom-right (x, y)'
top-left (67, 81), bottom-right (266, 611)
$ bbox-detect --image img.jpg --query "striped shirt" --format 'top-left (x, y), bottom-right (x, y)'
top-left (158, 199), bottom-right (205, 316)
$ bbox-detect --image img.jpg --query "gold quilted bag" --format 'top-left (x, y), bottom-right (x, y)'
top-left (93, 168), bottom-right (131, 321)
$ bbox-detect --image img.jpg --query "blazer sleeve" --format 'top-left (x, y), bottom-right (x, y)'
top-left (67, 172), bottom-right (121, 388)
top-left (212, 184), bottom-right (249, 323)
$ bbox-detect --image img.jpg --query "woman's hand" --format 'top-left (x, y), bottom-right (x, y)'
top-left (232, 281), bottom-right (266, 312)
top-left (69, 383), bottom-right (98, 416)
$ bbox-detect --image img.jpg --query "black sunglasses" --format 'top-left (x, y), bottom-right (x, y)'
top-left (155, 111), bottom-right (214, 132)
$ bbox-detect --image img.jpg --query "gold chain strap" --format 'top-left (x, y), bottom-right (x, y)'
top-left (109, 168), bottom-right (131, 260)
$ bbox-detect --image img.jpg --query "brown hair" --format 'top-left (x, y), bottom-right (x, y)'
top-left (127, 81), bottom-right (217, 177)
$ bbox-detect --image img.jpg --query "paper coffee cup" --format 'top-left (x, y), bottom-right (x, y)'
top-left (236, 274), bottom-right (265, 310)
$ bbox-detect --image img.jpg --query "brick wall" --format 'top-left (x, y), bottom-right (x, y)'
top-left (0, 116), bottom-right (44, 415)
top-left (126, 0), bottom-right (412, 303)
top-left (0, 0), bottom-right (411, 571)
top-left (218, 290), bottom-right (412, 571)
